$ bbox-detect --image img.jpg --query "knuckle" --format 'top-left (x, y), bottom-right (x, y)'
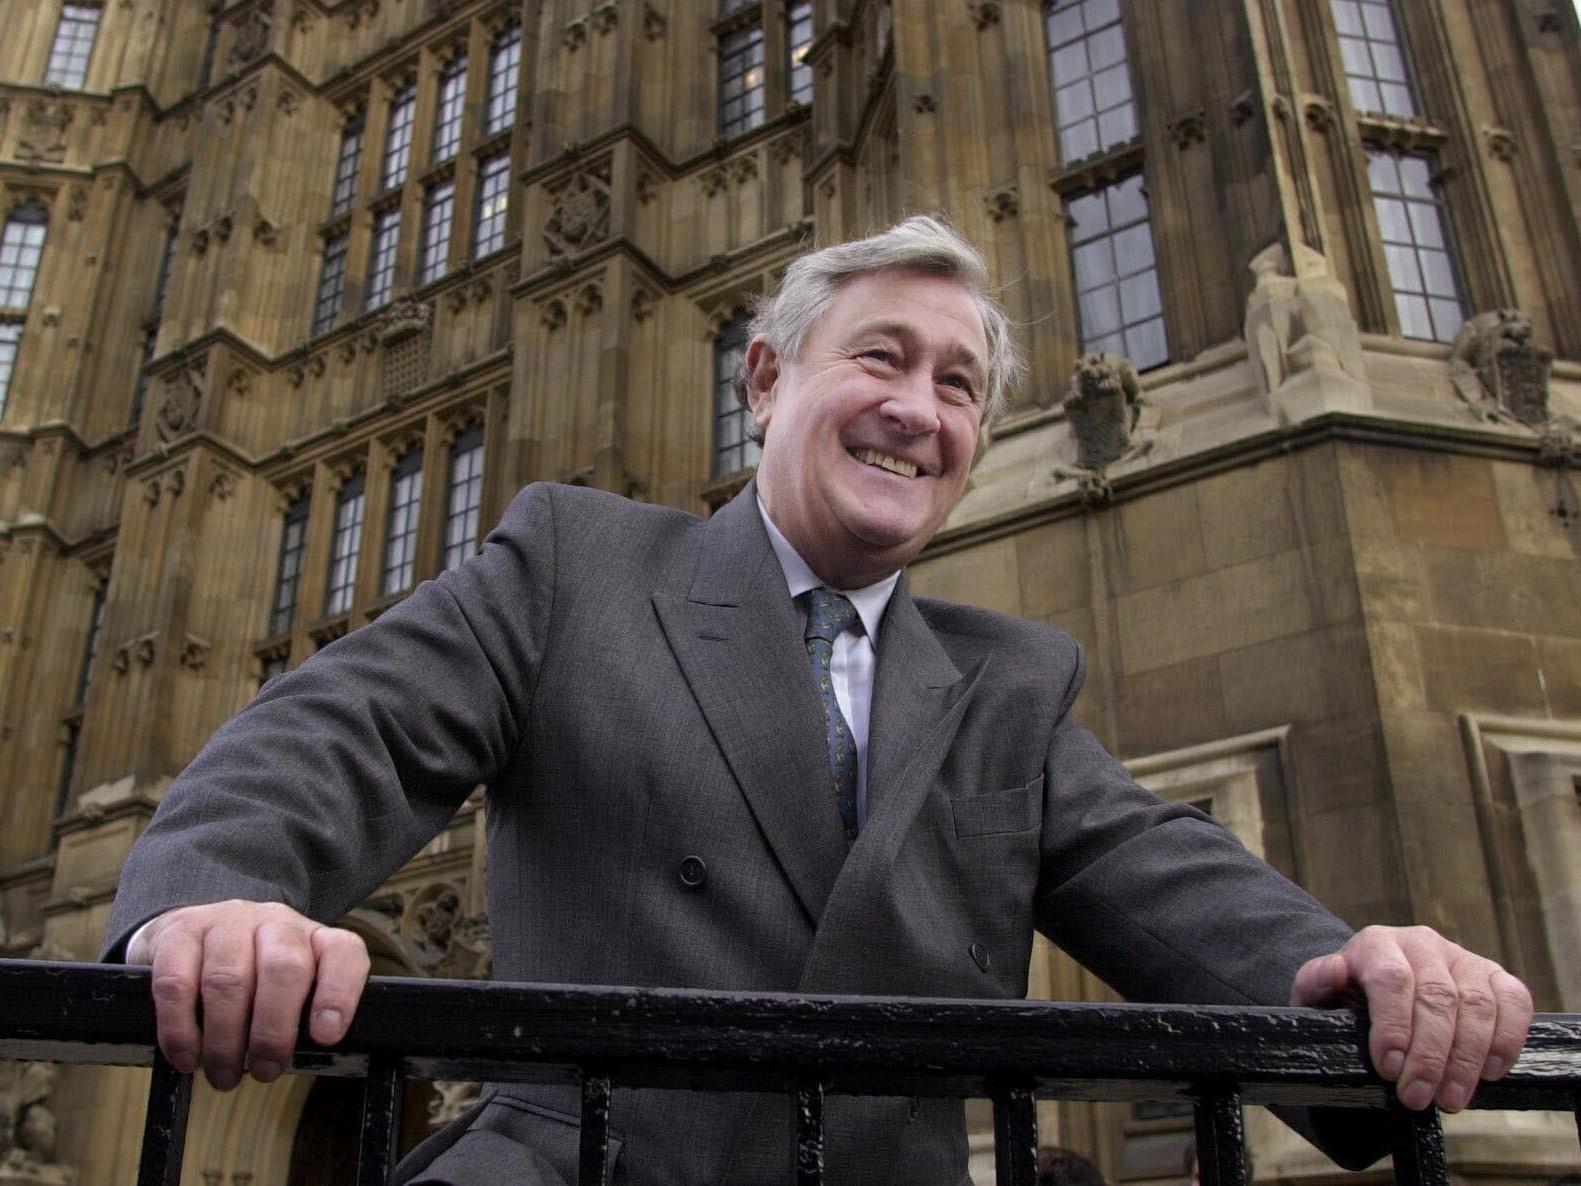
top-left (199, 968), bottom-right (249, 998)
top-left (1457, 984), bottom-right (1496, 1016)
top-left (150, 971), bottom-right (196, 1004)
top-left (256, 946), bottom-right (314, 982)
top-left (1414, 980), bottom-right (1460, 1015)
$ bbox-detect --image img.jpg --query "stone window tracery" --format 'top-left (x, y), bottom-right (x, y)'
top-left (1366, 149), bottom-right (1464, 342)
top-left (718, 21), bottom-right (766, 137)
top-left (485, 22), bottom-right (522, 136)
top-left (712, 309), bottom-right (759, 477)
top-left (421, 182), bottom-right (456, 283)
top-left (271, 493), bottom-right (311, 636)
top-left (433, 56), bottom-right (468, 164)
top-left (332, 112), bottom-right (366, 217)
top-left (367, 209), bottom-right (401, 311)
top-left (45, 4), bottom-right (100, 89)
top-left (314, 233), bottom-right (349, 334)
top-left (1066, 176), bottom-right (1168, 369)
top-left (442, 423), bottom-right (485, 572)
top-left (0, 201), bottom-right (50, 309)
top-left (1044, 0), bottom-right (1136, 164)
top-left (381, 83), bottom-right (418, 191)
top-left (1330, 0), bottom-right (1418, 117)
top-left (473, 155), bottom-right (510, 257)
top-left (326, 473), bottom-right (367, 616)
top-left (383, 447), bottom-right (424, 595)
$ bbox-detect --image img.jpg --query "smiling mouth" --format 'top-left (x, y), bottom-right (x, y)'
top-left (849, 447), bottom-right (920, 478)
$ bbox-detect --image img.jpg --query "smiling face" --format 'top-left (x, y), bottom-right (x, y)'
top-left (746, 268), bottom-right (989, 589)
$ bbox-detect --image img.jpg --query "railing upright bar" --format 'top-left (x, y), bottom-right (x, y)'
top-left (136, 1053), bottom-right (192, 1186)
top-left (578, 1068), bottom-right (613, 1186)
top-left (1191, 1090), bottom-right (1246, 1186)
top-left (1388, 1103), bottom-right (1448, 1186)
top-left (794, 1076), bottom-right (825, 1186)
top-left (991, 1081), bottom-right (1038, 1186)
top-left (356, 1055), bottom-right (403, 1186)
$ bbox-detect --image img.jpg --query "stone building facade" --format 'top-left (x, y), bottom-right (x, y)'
top-left (0, 0), bottom-right (1578, 1182)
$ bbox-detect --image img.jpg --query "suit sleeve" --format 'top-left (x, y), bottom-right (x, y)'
top-left (101, 482), bottom-right (561, 959)
top-left (1030, 636), bottom-right (1389, 1169)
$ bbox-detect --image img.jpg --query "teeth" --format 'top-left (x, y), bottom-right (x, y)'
top-left (850, 448), bottom-right (918, 478)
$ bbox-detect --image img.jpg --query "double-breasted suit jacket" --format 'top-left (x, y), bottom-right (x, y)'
top-left (107, 481), bottom-right (1361, 1184)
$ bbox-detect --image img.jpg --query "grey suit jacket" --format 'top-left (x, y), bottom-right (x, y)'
top-left (107, 482), bottom-right (1369, 1185)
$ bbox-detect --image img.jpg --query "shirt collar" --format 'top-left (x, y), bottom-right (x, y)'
top-left (757, 494), bottom-right (900, 642)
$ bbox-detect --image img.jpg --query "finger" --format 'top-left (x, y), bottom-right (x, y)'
top-left (198, 922), bottom-right (257, 1091)
top-left (1433, 956), bottom-right (1498, 1112)
top-left (306, 927), bottom-right (371, 1046)
top-left (1482, 969), bottom-right (1533, 1080)
top-left (245, 920), bottom-right (317, 1083)
top-left (1383, 936), bottom-right (1458, 1111)
top-left (1343, 930), bottom-right (1417, 1084)
top-left (148, 925), bottom-right (204, 1075)
top-left (1290, 952), bottom-right (1357, 1009)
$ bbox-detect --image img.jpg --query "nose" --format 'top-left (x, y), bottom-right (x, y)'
top-left (881, 369), bottom-right (940, 435)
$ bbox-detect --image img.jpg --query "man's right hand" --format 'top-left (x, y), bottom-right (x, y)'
top-left (127, 900), bottom-right (370, 1091)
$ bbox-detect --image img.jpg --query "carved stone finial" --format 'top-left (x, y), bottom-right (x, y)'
top-left (1450, 309), bottom-right (1555, 428)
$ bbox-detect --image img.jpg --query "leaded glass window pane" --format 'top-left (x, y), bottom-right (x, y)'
top-left (1045, 0), bottom-right (1137, 163)
top-left (1330, 0), bottom-right (1418, 117)
top-left (420, 182), bottom-right (455, 284)
top-left (45, 4), bottom-right (99, 89)
top-left (712, 310), bottom-right (759, 476)
top-left (270, 494), bottom-right (311, 636)
top-left (787, 1), bottom-right (815, 106)
top-left (74, 584), bottom-right (106, 707)
top-left (485, 23), bottom-right (522, 135)
top-left (1367, 149), bottom-right (1464, 343)
top-left (382, 83), bottom-right (417, 191)
top-left (433, 57), bottom-right (468, 163)
top-left (0, 323), bottom-right (22, 418)
top-left (366, 209), bottom-right (401, 310)
top-left (443, 425), bottom-right (485, 572)
top-left (474, 154), bottom-right (510, 257)
top-left (382, 448), bottom-right (423, 595)
top-left (0, 203), bottom-right (49, 309)
top-left (718, 23), bottom-right (766, 137)
top-left (325, 474), bottom-right (366, 616)
top-left (332, 114), bottom-right (365, 216)
top-left (313, 234), bottom-right (349, 334)
top-left (1066, 174), bottom-right (1169, 369)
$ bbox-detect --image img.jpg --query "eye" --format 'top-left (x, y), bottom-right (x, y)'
top-left (859, 347), bottom-right (899, 366)
top-left (939, 374), bottom-right (978, 401)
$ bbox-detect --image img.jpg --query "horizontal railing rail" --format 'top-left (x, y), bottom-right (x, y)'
top-left (2, 960), bottom-right (1578, 1186)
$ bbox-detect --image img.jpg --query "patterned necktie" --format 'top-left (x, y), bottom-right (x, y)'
top-left (802, 588), bottom-right (861, 842)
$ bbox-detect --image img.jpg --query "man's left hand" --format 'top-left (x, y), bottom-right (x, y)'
top-left (1291, 925), bottom-right (1533, 1112)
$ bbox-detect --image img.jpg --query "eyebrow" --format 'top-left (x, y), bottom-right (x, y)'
top-left (848, 320), bottom-right (989, 388)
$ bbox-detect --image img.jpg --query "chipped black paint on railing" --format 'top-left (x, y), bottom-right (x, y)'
top-left (3, 960), bottom-right (1579, 1186)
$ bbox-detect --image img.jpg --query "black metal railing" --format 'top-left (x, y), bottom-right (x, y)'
top-left (2, 959), bottom-right (1578, 1186)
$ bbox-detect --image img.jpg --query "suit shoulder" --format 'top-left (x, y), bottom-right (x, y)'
top-left (911, 596), bottom-right (1081, 669)
top-left (501, 483), bottom-right (701, 543)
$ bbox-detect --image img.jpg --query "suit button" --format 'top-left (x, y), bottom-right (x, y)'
top-left (678, 855), bottom-right (707, 889)
top-left (969, 942), bottom-right (991, 972)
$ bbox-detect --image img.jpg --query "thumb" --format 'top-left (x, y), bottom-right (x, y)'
top-left (1291, 952), bottom-right (1354, 1008)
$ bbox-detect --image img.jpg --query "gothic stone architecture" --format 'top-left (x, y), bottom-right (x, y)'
top-left (1, 0), bottom-right (1579, 1182)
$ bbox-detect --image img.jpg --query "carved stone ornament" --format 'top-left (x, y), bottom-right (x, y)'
top-left (1302, 96), bottom-right (1335, 134)
top-left (155, 365), bottom-right (204, 442)
top-left (209, 468), bottom-right (237, 500)
top-left (574, 281), bottom-right (603, 315)
top-left (631, 288), bottom-right (656, 323)
top-left (253, 214), bottom-right (279, 245)
top-left (1169, 109), bottom-right (1207, 148)
top-left (64, 186), bottom-right (88, 222)
top-left (590, 1), bottom-right (618, 34)
top-left (18, 95), bottom-right (73, 167)
top-left (913, 93), bottom-right (937, 114)
top-left (180, 634), bottom-right (212, 669)
top-left (1482, 124), bottom-right (1517, 163)
top-left (229, 7), bottom-right (272, 67)
top-left (983, 185), bottom-right (1019, 223)
top-left (642, 2), bottom-right (666, 39)
top-left (1450, 309), bottom-right (1556, 428)
top-left (543, 168), bottom-right (612, 257)
top-left (700, 167), bottom-right (729, 198)
top-left (562, 16), bottom-right (588, 49)
top-left (0, 1060), bottom-right (75, 1184)
top-left (378, 297), bottom-right (433, 344)
top-left (966, 0), bottom-right (1000, 29)
top-left (1054, 353), bottom-right (1155, 503)
top-left (142, 465), bottom-right (187, 506)
top-left (112, 632), bottom-right (158, 674)
top-left (1243, 240), bottom-right (1370, 423)
top-left (540, 298), bottom-right (567, 330)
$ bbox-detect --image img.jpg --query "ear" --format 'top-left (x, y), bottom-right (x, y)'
top-left (744, 336), bottom-right (779, 431)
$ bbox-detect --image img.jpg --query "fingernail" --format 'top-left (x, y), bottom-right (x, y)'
top-left (315, 1008), bottom-right (343, 1034)
top-left (1440, 1083), bottom-right (1470, 1112)
top-left (251, 1059), bottom-right (282, 1081)
top-left (1483, 1056), bottom-right (1507, 1079)
top-left (1380, 1050), bottom-right (1405, 1077)
top-left (1402, 1079), bottom-right (1434, 1111)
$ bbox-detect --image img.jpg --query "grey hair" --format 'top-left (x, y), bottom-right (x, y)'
top-left (739, 215), bottom-right (1023, 428)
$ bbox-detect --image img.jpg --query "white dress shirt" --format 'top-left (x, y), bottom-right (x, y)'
top-left (757, 496), bottom-right (901, 828)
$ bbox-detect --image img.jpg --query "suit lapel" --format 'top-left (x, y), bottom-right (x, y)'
top-left (652, 485), bottom-right (848, 926)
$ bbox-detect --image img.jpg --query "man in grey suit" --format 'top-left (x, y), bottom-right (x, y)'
top-left (106, 217), bottom-right (1533, 1183)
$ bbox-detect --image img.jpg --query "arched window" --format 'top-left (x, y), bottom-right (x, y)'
top-left (0, 201), bottom-right (50, 309)
top-left (712, 309), bottom-right (760, 477)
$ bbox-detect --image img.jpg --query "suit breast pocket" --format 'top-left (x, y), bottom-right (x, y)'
top-left (951, 774), bottom-right (1043, 838)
